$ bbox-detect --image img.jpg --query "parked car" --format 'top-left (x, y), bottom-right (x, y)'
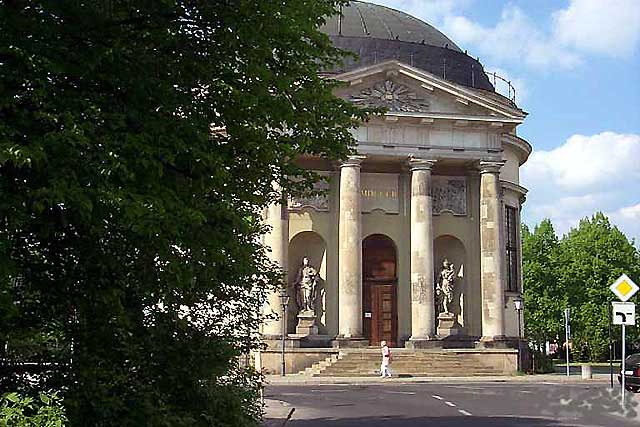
top-left (617, 353), bottom-right (640, 392)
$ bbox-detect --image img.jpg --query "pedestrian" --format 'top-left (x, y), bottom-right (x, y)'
top-left (380, 340), bottom-right (392, 378)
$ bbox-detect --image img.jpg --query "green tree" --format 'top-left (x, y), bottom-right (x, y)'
top-left (556, 213), bottom-right (640, 362)
top-left (0, 1), bottom-right (364, 426)
top-left (522, 220), bottom-right (564, 351)
top-left (0, 392), bottom-right (67, 427)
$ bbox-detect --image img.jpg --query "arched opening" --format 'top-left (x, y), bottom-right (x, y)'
top-left (434, 235), bottom-right (467, 329)
top-left (288, 231), bottom-right (328, 334)
top-left (362, 234), bottom-right (398, 347)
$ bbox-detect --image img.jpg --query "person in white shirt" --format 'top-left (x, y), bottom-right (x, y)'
top-left (380, 340), bottom-right (392, 378)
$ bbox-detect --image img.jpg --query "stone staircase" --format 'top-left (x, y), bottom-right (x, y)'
top-left (301, 348), bottom-right (510, 377)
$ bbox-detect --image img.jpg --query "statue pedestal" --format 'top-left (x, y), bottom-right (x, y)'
top-left (296, 311), bottom-right (318, 336)
top-left (437, 312), bottom-right (462, 338)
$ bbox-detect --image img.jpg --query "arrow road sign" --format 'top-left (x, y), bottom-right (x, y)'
top-left (612, 302), bottom-right (635, 326)
top-left (610, 274), bottom-right (639, 302)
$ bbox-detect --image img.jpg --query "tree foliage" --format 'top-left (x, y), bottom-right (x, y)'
top-left (0, 392), bottom-right (67, 427)
top-left (523, 213), bottom-right (640, 362)
top-left (0, 1), bottom-right (365, 425)
top-left (521, 220), bottom-right (564, 348)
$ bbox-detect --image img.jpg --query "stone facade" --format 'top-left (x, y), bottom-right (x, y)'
top-left (260, 59), bottom-right (530, 367)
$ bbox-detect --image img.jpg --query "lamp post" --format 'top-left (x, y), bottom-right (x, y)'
top-left (278, 288), bottom-right (290, 377)
top-left (514, 297), bottom-right (524, 372)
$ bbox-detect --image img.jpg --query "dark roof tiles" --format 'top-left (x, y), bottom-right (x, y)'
top-left (320, 1), bottom-right (493, 92)
top-left (320, 1), bottom-right (461, 51)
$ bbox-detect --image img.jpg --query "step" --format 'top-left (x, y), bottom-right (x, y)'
top-left (301, 349), bottom-right (508, 378)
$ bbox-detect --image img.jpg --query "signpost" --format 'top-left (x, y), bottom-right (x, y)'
top-left (564, 308), bottom-right (570, 377)
top-left (610, 274), bottom-right (639, 405)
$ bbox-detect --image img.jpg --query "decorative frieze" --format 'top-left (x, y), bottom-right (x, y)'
top-left (288, 173), bottom-right (331, 212)
top-left (432, 176), bottom-right (467, 216)
top-left (350, 80), bottom-right (430, 113)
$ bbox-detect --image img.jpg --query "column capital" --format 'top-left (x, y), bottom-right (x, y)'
top-left (408, 157), bottom-right (438, 171)
top-left (340, 155), bottom-right (366, 168)
top-left (479, 160), bottom-right (506, 174)
top-left (465, 164), bottom-right (481, 177)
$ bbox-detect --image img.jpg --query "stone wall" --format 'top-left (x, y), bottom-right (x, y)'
top-left (260, 349), bottom-right (339, 375)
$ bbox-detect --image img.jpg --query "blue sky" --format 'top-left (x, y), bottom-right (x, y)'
top-left (368, 0), bottom-right (640, 243)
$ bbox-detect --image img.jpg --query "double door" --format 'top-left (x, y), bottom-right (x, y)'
top-left (363, 282), bottom-right (397, 347)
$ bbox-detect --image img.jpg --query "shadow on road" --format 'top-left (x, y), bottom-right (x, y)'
top-left (529, 384), bottom-right (639, 422)
top-left (282, 415), bottom-right (578, 426)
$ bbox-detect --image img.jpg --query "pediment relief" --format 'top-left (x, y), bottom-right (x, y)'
top-left (344, 76), bottom-right (491, 117)
top-left (335, 60), bottom-right (525, 121)
top-left (349, 79), bottom-right (430, 113)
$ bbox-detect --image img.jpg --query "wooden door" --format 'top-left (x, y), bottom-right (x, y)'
top-left (370, 284), bottom-right (397, 347)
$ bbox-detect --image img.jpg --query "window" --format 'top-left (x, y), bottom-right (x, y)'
top-left (505, 206), bottom-right (519, 292)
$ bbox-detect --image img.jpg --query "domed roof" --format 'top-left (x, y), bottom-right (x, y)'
top-left (320, 1), bottom-right (461, 52)
top-left (320, 1), bottom-right (494, 92)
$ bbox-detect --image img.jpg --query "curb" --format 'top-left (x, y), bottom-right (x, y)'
top-left (264, 373), bottom-right (612, 386)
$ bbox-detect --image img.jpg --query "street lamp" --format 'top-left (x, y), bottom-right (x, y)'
top-left (278, 288), bottom-right (290, 377)
top-left (514, 297), bottom-right (524, 371)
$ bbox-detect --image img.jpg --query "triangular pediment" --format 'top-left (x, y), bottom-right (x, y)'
top-left (333, 60), bottom-right (526, 122)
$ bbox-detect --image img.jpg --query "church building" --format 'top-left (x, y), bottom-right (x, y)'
top-left (259, 1), bottom-right (531, 376)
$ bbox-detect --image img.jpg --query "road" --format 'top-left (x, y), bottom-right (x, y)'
top-left (265, 381), bottom-right (640, 426)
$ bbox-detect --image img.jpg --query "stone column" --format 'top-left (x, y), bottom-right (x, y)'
top-left (262, 189), bottom-right (289, 337)
top-left (408, 158), bottom-right (438, 346)
top-left (338, 155), bottom-right (365, 339)
top-left (479, 161), bottom-right (507, 341)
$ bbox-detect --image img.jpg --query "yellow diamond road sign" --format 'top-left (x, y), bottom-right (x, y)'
top-left (610, 274), bottom-right (639, 302)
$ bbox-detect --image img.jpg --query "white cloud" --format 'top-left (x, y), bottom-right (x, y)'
top-left (552, 0), bottom-right (640, 57)
top-left (373, 0), bottom-right (640, 71)
top-left (607, 204), bottom-right (640, 244)
top-left (442, 6), bottom-right (581, 69)
top-left (522, 132), bottom-right (640, 191)
top-left (618, 203), bottom-right (640, 221)
top-left (521, 132), bottom-right (640, 242)
top-left (529, 194), bottom-right (600, 220)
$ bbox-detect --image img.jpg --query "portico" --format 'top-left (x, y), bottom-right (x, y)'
top-left (259, 1), bottom-right (531, 375)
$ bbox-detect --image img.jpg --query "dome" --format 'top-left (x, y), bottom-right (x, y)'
top-left (320, 1), bottom-right (461, 51)
top-left (320, 1), bottom-right (494, 91)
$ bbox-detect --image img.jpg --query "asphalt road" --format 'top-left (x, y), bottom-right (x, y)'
top-left (265, 382), bottom-right (640, 426)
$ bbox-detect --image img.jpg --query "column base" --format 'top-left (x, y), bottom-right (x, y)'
top-left (331, 336), bottom-right (369, 348)
top-left (405, 336), bottom-right (442, 349)
top-left (478, 335), bottom-right (511, 349)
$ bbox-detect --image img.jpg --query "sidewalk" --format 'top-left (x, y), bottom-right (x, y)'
top-left (264, 372), bottom-right (613, 385)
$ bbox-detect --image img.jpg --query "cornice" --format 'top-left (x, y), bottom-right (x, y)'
top-left (333, 60), bottom-right (527, 121)
top-left (501, 180), bottom-right (528, 196)
top-left (502, 133), bottom-right (532, 165)
top-left (380, 111), bottom-right (524, 124)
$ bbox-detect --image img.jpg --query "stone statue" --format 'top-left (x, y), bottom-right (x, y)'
top-left (295, 256), bottom-right (318, 314)
top-left (436, 259), bottom-right (456, 314)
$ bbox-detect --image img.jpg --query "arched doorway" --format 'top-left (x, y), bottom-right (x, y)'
top-left (362, 234), bottom-right (398, 347)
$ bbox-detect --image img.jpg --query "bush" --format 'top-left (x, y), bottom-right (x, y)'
top-left (0, 391), bottom-right (67, 427)
top-left (530, 350), bottom-right (555, 374)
